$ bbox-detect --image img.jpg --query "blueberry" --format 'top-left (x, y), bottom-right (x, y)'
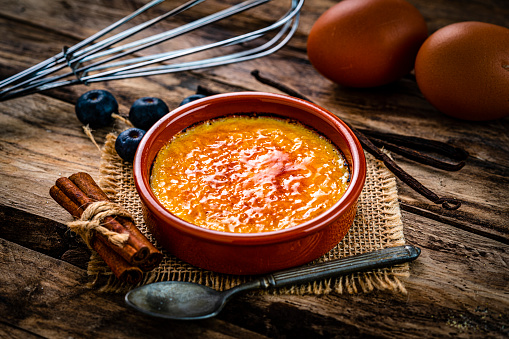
top-left (115, 128), bottom-right (146, 162)
top-left (75, 90), bottom-right (118, 128)
top-left (129, 97), bottom-right (169, 131)
top-left (179, 94), bottom-right (206, 107)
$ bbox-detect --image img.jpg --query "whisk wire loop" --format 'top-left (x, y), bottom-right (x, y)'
top-left (0, 0), bottom-right (206, 98)
top-left (0, 0), bottom-right (303, 101)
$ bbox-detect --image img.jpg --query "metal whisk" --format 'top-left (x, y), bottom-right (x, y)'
top-left (0, 0), bottom-right (303, 101)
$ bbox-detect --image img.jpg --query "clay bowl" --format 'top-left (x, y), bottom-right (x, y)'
top-left (134, 92), bottom-right (366, 275)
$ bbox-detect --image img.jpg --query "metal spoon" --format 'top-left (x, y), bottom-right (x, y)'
top-left (125, 244), bottom-right (421, 320)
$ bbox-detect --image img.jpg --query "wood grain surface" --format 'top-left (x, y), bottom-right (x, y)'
top-left (1, 0), bottom-right (508, 338)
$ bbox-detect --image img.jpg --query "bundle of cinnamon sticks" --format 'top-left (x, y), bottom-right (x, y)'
top-left (50, 172), bottom-right (162, 284)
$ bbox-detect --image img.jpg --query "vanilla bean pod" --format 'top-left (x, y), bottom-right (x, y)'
top-left (358, 129), bottom-right (469, 162)
top-left (196, 85), bottom-right (220, 97)
top-left (352, 130), bottom-right (462, 210)
top-left (251, 70), bottom-right (309, 101)
top-left (249, 69), bottom-right (463, 210)
top-left (366, 136), bottom-right (466, 171)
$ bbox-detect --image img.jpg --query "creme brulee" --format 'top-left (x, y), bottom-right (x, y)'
top-left (150, 115), bottom-right (350, 233)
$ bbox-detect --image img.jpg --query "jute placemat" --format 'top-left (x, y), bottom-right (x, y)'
top-left (89, 133), bottom-right (409, 294)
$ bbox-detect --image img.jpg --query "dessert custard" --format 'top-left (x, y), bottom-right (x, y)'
top-left (150, 115), bottom-right (350, 233)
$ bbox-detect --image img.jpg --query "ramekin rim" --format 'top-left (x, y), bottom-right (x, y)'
top-left (133, 91), bottom-right (366, 245)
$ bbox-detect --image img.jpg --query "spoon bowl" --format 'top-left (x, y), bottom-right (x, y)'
top-left (126, 281), bottom-right (225, 320)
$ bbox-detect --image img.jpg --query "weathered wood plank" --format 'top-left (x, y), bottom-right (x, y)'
top-left (0, 205), bottom-right (68, 258)
top-left (0, 321), bottom-right (43, 339)
top-left (0, 0), bottom-right (508, 337)
top-left (0, 93), bottom-right (103, 223)
top-left (1, 206), bottom-right (507, 338)
top-left (0, 239), bottom-right (268, 339)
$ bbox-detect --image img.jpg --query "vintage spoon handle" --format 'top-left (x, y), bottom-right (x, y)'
top-left (261, 245), bottom-right (420, 288)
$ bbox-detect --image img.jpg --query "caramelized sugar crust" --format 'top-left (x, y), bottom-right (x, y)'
top-left (150, 115), bottom-right (350, 233)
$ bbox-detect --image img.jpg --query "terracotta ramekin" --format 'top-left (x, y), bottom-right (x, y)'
top-left (133, 92), bottom-right (366, 275)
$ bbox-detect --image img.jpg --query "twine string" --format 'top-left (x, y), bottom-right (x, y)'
top-left (68, 201), bottom-right (132, 248)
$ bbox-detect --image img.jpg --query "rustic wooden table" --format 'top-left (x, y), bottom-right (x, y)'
top-left (1, 0), bottom-right (507, 337)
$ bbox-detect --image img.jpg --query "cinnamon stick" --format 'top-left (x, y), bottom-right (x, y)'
top-left (54, 177), bottom-right (147, 264)
top-left (49, 185), bottom-right (84, 219)
top-left (139, 247), bottom-right (164, 272)
top-left (69, 172), bottom-right (159, 265)
top-left (50, 185), bottom-right (143, 284)
top-left (51, 183), bottom-right (140, 261)
top-left (94, 236), bottom-right (143, 285)
top-left (68, 172), bottom-right (161, 264)
top-left (68, 172), bottom-right (111, 201)
top-left (50, 172), bottom-right (163, 283)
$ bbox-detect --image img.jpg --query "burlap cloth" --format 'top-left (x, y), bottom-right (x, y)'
top-left (89, 134), bottom-right (409, 294)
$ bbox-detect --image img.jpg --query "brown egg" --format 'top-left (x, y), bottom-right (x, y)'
top-left (415, 21), bottom-right (509, 121)
top-left (307, 0), bottom-right (428, 88)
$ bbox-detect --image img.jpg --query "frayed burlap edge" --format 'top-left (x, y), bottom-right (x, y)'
top-left (88, 133), bottom-right (409, 295)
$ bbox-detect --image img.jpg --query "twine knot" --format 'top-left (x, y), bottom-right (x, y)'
top-left (68, 201), bottom-right (132, 248)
